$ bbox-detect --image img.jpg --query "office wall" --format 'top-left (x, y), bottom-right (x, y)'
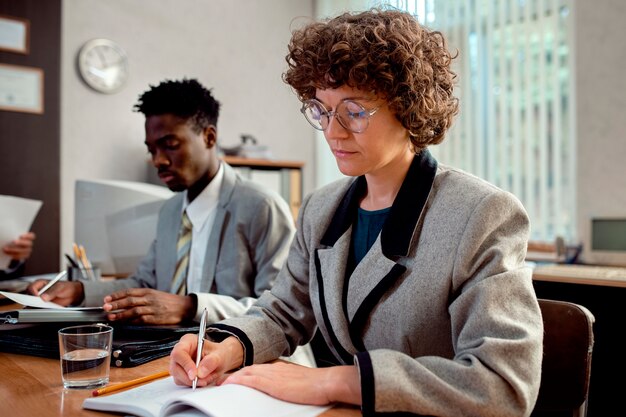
top-left (6, 0), bottom-right (625, 272)
top-left (60, 0), bottom-right (315, 267)
top-left (575, 0), bottom-right (626, 261)
top-left (0, 0), bottom-right (61, 274)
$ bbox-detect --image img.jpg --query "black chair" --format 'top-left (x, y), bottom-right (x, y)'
top-left (531, 299), bottom-right (595, 417)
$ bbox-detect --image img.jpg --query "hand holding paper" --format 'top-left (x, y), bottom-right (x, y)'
top-left (0, 195), bottom-right (42, 269)
top-left (0, 291), bottom-right (101, 310)
top-left (2, 231), bottom-right (36, 261)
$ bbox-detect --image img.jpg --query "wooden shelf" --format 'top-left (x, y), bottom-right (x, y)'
top-left (222, 156), bottom-right (304, 169)
top-left (222, 157), bottom-right (304, 220)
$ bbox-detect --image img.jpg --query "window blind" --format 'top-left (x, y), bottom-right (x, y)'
top-left (378, 0), bottom-right (576, 241)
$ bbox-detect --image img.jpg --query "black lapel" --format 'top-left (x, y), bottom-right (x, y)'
top-left (315, 150), bottom-right (438, 358)
top-left (320, 150), bottom-right (438, 256)
top-left (314, 250), bottom-right (355, 364)
top-left (320, 175), bottom-right (366, 247)
top-left (349, 151), bottom-right (438, 348)
top-left (381, 149), bottom-right (438, 258)
top-left (349, 263), bottom-right (407, 351)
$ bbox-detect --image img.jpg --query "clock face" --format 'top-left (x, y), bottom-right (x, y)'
top-left (77, 39), bottom-right (129, 93)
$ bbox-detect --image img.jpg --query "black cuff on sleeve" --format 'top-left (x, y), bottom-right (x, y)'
top-left (0, 260), bottom-right (25, 281)
top-left (356, 351), bottom-right (376, 417)
top-left (185, 293), bottom-right (198, 323)
top-left (207, 323), bottom-right (254, 367)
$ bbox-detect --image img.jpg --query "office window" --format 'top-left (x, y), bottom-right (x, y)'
top-left (373, 0), bottom-right (576, 242)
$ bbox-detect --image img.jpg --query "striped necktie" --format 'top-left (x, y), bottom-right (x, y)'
top-left (170, 211), bottom-right (192, 295)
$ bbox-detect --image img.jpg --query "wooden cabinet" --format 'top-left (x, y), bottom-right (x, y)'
top-left (222, 156), bottom-right (304, 220)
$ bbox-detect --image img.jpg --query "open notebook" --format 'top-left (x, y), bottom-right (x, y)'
top-left (83, 376), bottom-right (331, 417)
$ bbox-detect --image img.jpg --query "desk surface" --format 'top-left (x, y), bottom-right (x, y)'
top-left (0, 352), bottom-right (361, 417)
top-left (532, 263), bottom-right (626, 288)
top-left (0, 332), bottom-right (359, 417)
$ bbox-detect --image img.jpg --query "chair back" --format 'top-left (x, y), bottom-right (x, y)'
top-left (531, 299), bottom-right (595, 417)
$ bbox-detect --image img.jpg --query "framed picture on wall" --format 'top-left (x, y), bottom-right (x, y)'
top-left (0, 63), bottom-right (43, 114)
top-left (0, 14), bottom-right (30, 54)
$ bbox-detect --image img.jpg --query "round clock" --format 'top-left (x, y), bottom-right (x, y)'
top-left (77, 38), bottom-right (129, 94)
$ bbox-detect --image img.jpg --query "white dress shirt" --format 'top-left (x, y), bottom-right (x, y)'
top-left (181, 163), bottom-right (224, 294)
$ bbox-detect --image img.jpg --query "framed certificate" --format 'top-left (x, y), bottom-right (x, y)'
top-left (0, 63), bottom-right (44, 114)
top-left (0, 14), bottom-right (29, 54)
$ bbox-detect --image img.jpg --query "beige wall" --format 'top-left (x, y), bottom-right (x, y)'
top-left (57, 0), bottom-right (626, 267)
top-left (575, 0), bottom-right (626, 262)
top-left (60, 0), bottom-right (315, 264)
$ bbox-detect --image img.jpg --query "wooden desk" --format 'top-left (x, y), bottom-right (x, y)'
top-left (0, 352), bottom-right (167, 416)
top-left (532, 263), bottom-right (626, 288)
top-left (0, 346), bottom-right (359, 417)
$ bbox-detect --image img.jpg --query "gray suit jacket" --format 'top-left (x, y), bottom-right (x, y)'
top-left (82, 163), bottom-right (295, 323)
top-left (210, 151), bottom-right (544, 417)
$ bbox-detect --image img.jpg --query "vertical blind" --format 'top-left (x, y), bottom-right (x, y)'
top-left (376, 0), bottom-right (576, 241)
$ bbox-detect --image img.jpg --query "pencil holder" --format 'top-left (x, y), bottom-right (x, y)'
top-left (67, 265), bottom-right (101, 282)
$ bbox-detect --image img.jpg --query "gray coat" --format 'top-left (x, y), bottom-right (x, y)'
top-left (210, 151), bottom-right (543, 417)
top-left (82, 163), bottom-right (296, 323)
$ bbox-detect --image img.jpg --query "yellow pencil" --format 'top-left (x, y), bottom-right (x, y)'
top-left (91, 370), bottom-right (170, 397)
top-left (72, 243), bottom-right (83, 268)
top-left (79, 244), bottom-right (95, 280)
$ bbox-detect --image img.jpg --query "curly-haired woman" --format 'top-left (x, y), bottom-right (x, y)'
top-left (170, 8), bottom-right (543, 417)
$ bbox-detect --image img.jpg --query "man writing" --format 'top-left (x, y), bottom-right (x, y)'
top-left (28, 79), bottom-right (296, 326)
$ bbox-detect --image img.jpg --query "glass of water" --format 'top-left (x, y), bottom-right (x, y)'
top-left (58, 324), bottom-right (113, 389)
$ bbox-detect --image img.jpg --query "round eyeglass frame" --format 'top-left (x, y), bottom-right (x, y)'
top-left (300, 98), bottom-right (381, 134)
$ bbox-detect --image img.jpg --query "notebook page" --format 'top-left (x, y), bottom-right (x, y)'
top-left (161, 382), bottom-right (331, 417)
top-left (83, 377), bottom-right (190, 417)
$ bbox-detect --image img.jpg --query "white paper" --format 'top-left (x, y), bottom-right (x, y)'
top-left (83, 377), bottom-right (331, 417)
top-left (0, 273), bottom-right (56, 292)
top-left (162, 382), bottom-right (331, 417)
top-left (0, 194), bottom-right (42, 268)
top-left (0, 195), bottom-right (42, 269)
top-left (0, 291), bottom-right (102, 310)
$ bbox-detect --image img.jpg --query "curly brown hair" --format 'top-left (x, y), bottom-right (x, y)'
top-left (283, 8), bottom-right (459, 149)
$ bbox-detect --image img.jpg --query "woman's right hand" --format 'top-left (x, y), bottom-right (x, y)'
top-left (169, 334), bottom-right (244, 387)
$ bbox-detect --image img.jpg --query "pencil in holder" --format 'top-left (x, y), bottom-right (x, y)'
top-left (67, 265), bottom-right (101, 281)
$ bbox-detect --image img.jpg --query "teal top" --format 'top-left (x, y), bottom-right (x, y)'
top-left (351, 206), bottom-right (391, 266)
top-left (342, 206), bottom-right (392, 318)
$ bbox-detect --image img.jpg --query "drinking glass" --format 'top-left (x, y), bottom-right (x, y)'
top-left (58, 324), bottom-right (113, 389)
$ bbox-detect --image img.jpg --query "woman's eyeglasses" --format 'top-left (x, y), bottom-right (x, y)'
top-left (300, 99), bottom-right (380, 133)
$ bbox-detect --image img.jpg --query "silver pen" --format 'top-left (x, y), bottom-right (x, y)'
top-left (193, 308), bottom-right (208, 390)
top-left (37, 270), bottom-right (68, 296)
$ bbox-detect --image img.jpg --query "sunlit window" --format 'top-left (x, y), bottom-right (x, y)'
top-left (373, 0), bottom-right (576, 242)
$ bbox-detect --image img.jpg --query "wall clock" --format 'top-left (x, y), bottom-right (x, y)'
top-left (77, 38), bottom-right (129, 94)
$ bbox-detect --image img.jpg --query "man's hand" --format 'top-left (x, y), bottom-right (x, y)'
top-left (103, 288), bottom-right (196, 324)
top-left (3, 232), bottom-right (36, 261)
top-left (26, 280), bottom-right (84, 306)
